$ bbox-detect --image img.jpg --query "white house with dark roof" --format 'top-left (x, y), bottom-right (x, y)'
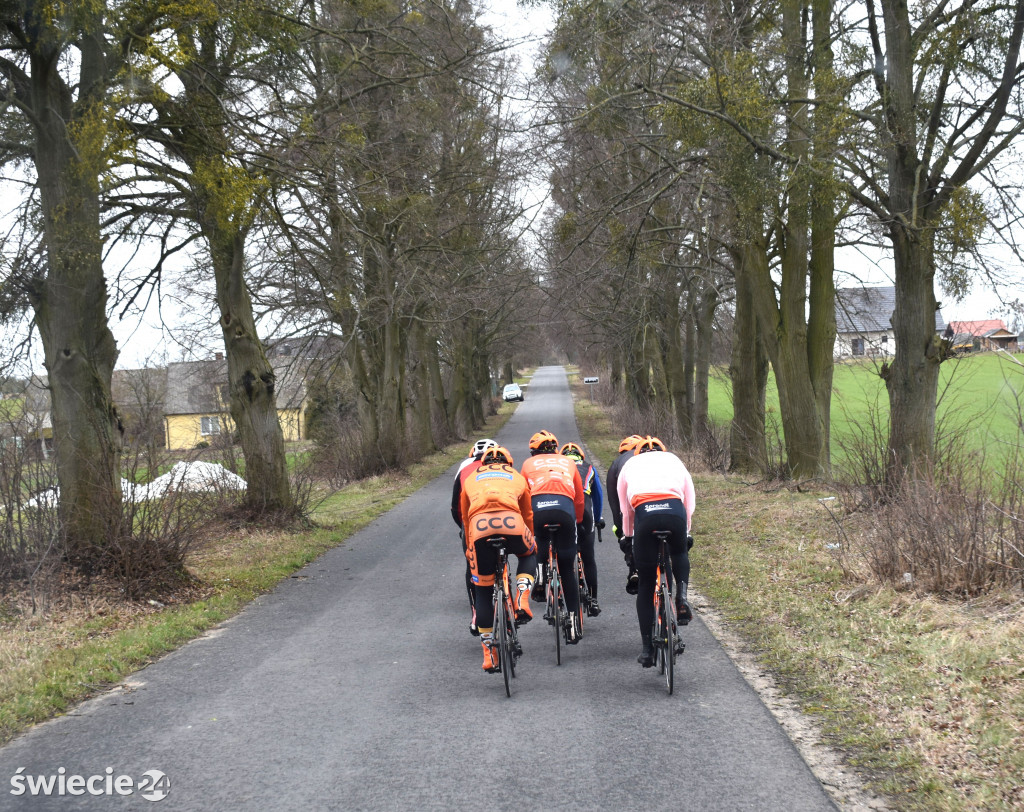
top-left (834, 285), bottom-right (947, 358)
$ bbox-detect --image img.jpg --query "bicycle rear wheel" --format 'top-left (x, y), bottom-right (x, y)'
top-left (576, 554), bottom-right (591, 618)
top-left (660, 585), bottom-right (674, 694)
top-left (652, 572), bottom-right (665, 675)
top-left (551, 568), bottom-right (562, 665)
top-left (495, 584), bottom-right (512, 697)
top-left (505, 589), bottom-right (518, 679)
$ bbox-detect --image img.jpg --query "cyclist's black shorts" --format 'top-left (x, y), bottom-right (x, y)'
top-left (531, 494), bottom-right (577, 556)
top-left (633, 498), bottom-right (688, 567)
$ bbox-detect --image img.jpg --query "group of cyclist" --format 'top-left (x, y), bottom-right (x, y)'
top-left (452, 430), bottom-right (696, 672)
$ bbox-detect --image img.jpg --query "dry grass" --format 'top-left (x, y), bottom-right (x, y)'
top-left (571, 378), bottom-right (1024, 811)
top-left (0, 398), bottom-right (517, 745)
top-left (681, 476), bottom-right (1023, 811)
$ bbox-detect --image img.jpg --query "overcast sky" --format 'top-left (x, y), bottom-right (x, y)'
top-left (7, 1), bottom-right (1017, 372)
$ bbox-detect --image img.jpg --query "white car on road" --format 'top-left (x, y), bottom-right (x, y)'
top-left (502, 383), bottom-right (524, 402)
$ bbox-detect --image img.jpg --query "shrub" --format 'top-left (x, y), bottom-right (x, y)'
top-left (831, 451), bottom-right (1024, 597)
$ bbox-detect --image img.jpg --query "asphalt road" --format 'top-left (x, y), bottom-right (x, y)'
top-left (0, 366), bottom-right (837, 811)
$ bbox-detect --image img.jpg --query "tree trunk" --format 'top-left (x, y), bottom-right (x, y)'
top-left (209, 228), bottom-right (294, 513)
top-left (880, 0), bottom-right (941, 484)
top-left (376, 313), bottom-right (407, 466)
top-left (661, 284), bottom-right (690, 440)
top-left (426, 331), bottom-right (451, 443)
top-left (408, 319), bottom-right (434, 458)
top-left (470, 330), bottom-right (490, 424)
top-left (683, 285), bottom-right (697, 441)
top-left (649, 311), bottom-right (671, 414)
top-left (28, 29), bottom-right (122, 560)
top-left (34, 176), bottom-right (122, 560)
top-left (693, 283), bottom-right (719, 443)
top-left (350, 335), bottom-right (379, 455)
top-left (729, 244), bottom-right (769, 474)
top-left (808, 0), bottom-right (837, 476)
top-left (624, 329), bottom-right (651, 409)
top-left (884, 229), bottom-right (940, 478)
top-left (745, 0), bottom-right (829, 480)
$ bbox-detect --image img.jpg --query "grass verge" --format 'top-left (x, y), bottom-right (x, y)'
top-left (570, 377), bottom-right (1024, 812)
top-left (0, 401), bottom-right (515, 746)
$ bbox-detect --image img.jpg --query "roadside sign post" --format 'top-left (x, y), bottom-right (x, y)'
top-left (583, 376), bottom-right (599, 401)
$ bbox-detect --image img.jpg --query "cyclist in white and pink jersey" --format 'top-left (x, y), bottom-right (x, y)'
top-left (617, 436), bottom-right (696, 667)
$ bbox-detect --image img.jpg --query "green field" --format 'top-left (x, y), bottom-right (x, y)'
top-left (708, 352), bottom-right (1024, 471)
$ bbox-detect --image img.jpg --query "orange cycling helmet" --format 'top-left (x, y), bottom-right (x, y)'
top-left (634, 436), bottom-right (666, 454)
top-left (528, 430), bottom-right (559, 453)
top-left (618, 434), bottom-right (644, 454)
top-left (481, 446), bottom-right (513, 466)
top-left (559, 442), bottom-right (585, 461)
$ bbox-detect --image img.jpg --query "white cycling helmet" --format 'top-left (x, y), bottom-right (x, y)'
top-left (470, 438), bottom-right (498, 459)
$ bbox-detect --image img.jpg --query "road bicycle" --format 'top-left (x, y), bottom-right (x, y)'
top-left (540, 523), bottom-right (576, 665)
top-left (574, 518), bottom-right (602, 620)
top-left (576, 551), bottom-right (594, 620)
top-left (651, 530), bottom-right (685, 694)
top-left (484, 536), bottom-right (522, 697)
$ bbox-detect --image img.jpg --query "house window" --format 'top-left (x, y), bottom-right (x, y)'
top-left (852, 338), bottom-right (865, 356)
top-left (881, 335), bottom-right (888, 344)
top-left (201, 416), bottom-right (220, 436)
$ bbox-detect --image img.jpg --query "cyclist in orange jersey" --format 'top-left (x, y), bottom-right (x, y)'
top-left (520, 430), bottom-right (585, 643)
top-left (460, 446), bottom-right (538, 673)
top-left (451, 439), bottom-right (498, 636)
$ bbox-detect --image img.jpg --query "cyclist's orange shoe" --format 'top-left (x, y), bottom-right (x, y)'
top-left (481, 641), bottom-right (499, 672)
top-left (515, 578), bottom-right (534, 624)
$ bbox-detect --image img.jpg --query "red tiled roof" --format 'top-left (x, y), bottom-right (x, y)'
top-left (948, 319), bottom-right (1007, 336)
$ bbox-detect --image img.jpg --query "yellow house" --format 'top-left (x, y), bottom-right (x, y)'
top-left (164, 356), bottom-right (309, 451)
top-left (0, 377), bottom-right (55, 456)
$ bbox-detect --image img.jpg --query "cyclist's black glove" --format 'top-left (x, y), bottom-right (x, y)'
top-left (618, 535), bottom-right (633, 555)
top-left (687, 534), bottom-right (694, 550)
top-left (596, 519), bottom-right (606, 530)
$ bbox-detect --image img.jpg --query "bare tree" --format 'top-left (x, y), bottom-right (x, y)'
top-left (0, 1), bottom-right (123, 559)
top-left (117, 0), bottom-right (300, 514)
top-left (852, 0), bottom-right (1024, 483)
